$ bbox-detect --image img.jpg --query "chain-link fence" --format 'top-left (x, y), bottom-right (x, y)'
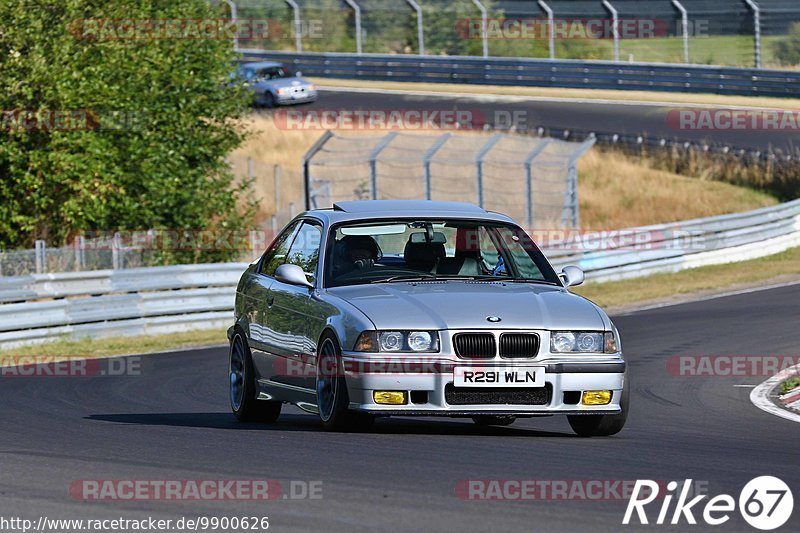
top-left (304, 131), bottom-right (594, 229)
top-left (225, 0), bottom-right (800, 68)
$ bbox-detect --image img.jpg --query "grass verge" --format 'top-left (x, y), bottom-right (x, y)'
top-left (574, 246), bottom-right (800, 311)
top-left (0, 328), bottom-right (227, 362)
top-left (781, 377), bottom-right (800, 395)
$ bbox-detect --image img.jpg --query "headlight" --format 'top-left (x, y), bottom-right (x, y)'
top-left (407, 331), bottom-right (433, 352)
top-left (354, 331), bottom-right (439, 353)
top-left (551, 331), bottom-right (616, 353)
top-left (277, 88), bottom-right (289, 95)
top-left (378, 331), bottom-right (403, 352)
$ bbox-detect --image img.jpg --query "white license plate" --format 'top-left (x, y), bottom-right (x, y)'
top-left (453, 366), bottom-right (545, 388)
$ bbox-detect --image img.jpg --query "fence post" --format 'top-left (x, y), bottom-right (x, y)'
top-left (405, 0), bottom-right (425, 55)
top-left (368, 132), bottom-right (399, 201)
top-left (671, 0), bottom-right (689, 63)
top-left (74, 235), bottom-right (85, 271)
top-left (274, 165), bottom-right (281, 212)
top-left (289, 202), bottom-right (296, 218)
top-left (302, 131), bottom-right (335, 209)
top-left (271, 215), bottom-right (278, 236)
top-left (523, 139), bottom-right (552, 230)
top-left (471, 0), bottom-right (489, 58)
top-left (744, 0), bottom-right (761, 69)
top-left (344, 0), bottom-right (363, 54)
top-left (34, 240), bottom-right (46, 274)
top-left (285, 0), bottom-right (303, 52)
top-left (223, 0), bottom-right (239, 52)
top-left (422, 133), bottom-right (451, 201)
top-left (249, 229), bottom-right (259, 261)
top-left (112, 232), bottom-right (122, 270)
top-left (602, 0), bottom-right (620, 62)
top-left (475, 133), bottom-right (503, 209)
top-left (538, 0), bottom-right (555, 59)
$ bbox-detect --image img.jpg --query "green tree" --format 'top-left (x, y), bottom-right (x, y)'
top-left (0, 0), bottom-right (255, 263)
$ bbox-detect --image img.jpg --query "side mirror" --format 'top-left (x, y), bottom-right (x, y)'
top-left (275, 264), bottom-right (313, 289)
top-left (560, 265), bottom-right (585, 287)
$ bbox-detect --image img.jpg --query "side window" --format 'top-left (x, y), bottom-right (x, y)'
top-left (260, 221), bottom-right (301, 277)
top-left (285, 222), bottom-right (322, 276)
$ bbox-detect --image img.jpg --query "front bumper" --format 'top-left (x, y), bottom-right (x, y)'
top-left (275, 91), bottom-right (318, 105)
top-left (341, 353), bottom-right (626, 416)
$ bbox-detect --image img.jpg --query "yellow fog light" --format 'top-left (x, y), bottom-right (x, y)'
top-left (373, 391), bottom-right (407, 405)
top-left (582, 390), bottom-right (612, 405)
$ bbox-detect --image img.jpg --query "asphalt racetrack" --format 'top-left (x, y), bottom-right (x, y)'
top-left (1, 283), bottom-right (798, 532)
top-left (306, 89), bottom-right (800, 152)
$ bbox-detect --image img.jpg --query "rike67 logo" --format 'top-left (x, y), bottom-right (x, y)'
top-left (623, 477), bottom-right (793, 530)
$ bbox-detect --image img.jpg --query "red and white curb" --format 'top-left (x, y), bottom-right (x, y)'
top-left (750, 363), bottom-right (800, 423)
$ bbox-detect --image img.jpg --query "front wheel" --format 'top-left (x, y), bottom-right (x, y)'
top-left (316, 334), bottom-right (374, 432)
top-left (229, 331), bottom-right (281, 423)
top-left (567, 373), bottom-right (630, 437)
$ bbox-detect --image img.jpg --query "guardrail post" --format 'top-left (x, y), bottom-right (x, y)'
top-left (671, 0), bottom-right (689, 63)
top-left (112, 232), bottom-right (122, 270)
top-left (744, 0), bottom-right (761, 69)
top-left (34, 240), bottom-right (46, 274)
top-left (223, 0), bottom-right (239, 52)
top-left (74, 235), bottom-right (85, 271)
top-left (475, 133), bottom-right (503, 209)
top-left (285, 0), bottom-right (303, 52)
top-left (405, 0), bottom-right (425, 55)
top-left (601, 0), bottom-right (620, 62)
top-left (471, 0), bottom-right (489, 58)
top-left (344, 0), bottom-right (363, 54)
top-left (538, 0), bottom-right (555, 59)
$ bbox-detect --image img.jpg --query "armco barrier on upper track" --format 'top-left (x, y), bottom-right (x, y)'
top-left (1, 199), bottom-right (798, 349)
top-left (241, 50), bottom-right (800, 98)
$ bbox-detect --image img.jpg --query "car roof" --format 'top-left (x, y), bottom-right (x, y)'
top-left (302, 200), bottom-right (516, 225)
top-left (240, 61), bottom-right (284, 69)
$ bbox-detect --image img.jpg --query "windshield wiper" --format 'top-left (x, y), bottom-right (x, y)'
top-left (371, 274), bottom-right (438, 283)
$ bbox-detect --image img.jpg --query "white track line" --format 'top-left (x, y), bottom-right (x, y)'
top-left (318, 85), bottom-right (792, 111)
top-left (750, 363), bottom-right (800, 424)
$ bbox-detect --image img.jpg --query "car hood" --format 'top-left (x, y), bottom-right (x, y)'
top-left (257, 77), bottom-right (311, 89)
top-left (326, 281), bottom-right (607, 331)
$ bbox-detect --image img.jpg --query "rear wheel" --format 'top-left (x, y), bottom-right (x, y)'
top-left (472, 415), bottom-right (516, 427)
top-left (316, 334), bottom-right (374, 432)
top-left (567, 374), bottom-right (630, 437)
top-left (229, 331), bottom-right (281, 423)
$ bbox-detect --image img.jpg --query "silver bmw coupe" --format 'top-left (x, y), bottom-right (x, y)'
top-left (228, 200), bottom-right (629, 436)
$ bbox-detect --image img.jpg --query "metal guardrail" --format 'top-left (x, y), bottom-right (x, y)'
top-left (1, 200), bottom-right (798, 348)
top-left (241, 50), bottom-right (800, 98)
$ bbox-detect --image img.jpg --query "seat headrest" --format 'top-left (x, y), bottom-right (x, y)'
top-left (404, 241), bottom-right (445, 271)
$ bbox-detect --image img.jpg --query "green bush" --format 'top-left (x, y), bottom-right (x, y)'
top-left (0, 0), bottom-right (255, 263)
top-left (772, 22), bottom-right (800, 66)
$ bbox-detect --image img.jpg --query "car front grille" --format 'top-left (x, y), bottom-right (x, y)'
top-left (499, 333), bottom-right (540, 358)
top-left (453, 333), bottom-right (496, 359)
top-left (444, 384), bottom-right (551, 405)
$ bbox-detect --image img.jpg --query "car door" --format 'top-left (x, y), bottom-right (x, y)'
top-left (245, 220), bottom-right (301, 378)
top-left (265, 220), bottom-right (326, 391)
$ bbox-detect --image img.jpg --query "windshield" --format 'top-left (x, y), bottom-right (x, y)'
top-left (324, 219), bottom-right (560, 287)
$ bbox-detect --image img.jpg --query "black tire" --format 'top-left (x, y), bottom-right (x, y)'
top-left (229, 331), bottom-right (282, 423)
top-left (568, 373), bottom-right (630, 437)
top-left (262, 92), bottom-right (275, 109)
top-left (316, 333), bottom-right (375, 432)
top-left (472, 415), bottom-right (516, 427)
